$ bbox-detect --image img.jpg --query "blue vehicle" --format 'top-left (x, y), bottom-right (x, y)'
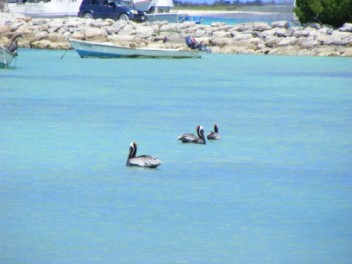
top-left (78, 0), bottom-right (147, 22)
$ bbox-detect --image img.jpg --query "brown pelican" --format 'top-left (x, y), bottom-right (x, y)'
top-left (207, 124), bottom-right (221, 140)
top-left (126, 142), bottom-right (162, 168)
top-left (177, 125), bottom-right (206, 144)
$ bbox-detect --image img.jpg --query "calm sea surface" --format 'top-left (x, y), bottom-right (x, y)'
top-left (1, 49), bottom-right (352, 264)
top-left (202, 12), bottom-right (294, 25)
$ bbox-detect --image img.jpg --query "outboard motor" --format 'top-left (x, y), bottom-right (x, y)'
top-left (185, 36), bottom-right (211, 53)
top-left (7, 40), bottom-right (18, 54)
top-left (185, 36), bottom-right (197, 49)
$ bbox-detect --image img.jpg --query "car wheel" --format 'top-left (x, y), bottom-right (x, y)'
top-left (83, 13), bottom-right (93, 19)
top-left (119, 14), bottom-right (129, 21)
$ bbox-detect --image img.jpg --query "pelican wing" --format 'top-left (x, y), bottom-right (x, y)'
top-left (207, 132), bottom-right (221, 140)
top-left (177, 133), bottom-right (197, 143)
top-left (129, 155), bottom-right (162, 168)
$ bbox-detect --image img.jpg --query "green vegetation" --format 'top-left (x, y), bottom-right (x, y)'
top-left (294, 0), bottom-right (352, 27)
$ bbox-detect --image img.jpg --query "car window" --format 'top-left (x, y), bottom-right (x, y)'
top-left (93, 0), bottom-right (103, 5)
top-left (116, 0), bottom-right (133, 8)
top-left (107, 0), bottom-right (116, 7)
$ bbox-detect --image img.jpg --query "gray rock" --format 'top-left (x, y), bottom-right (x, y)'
top-left (159, 23), bottom-right (177, 32)
top-left (264, 36), bottom-right (281, 48)
top-left (233, 33), bottom-right (254, 42)
top-left (211, 22), bottom-right (226, 27)
top-left (331, 31), bottom-right (352, 46)
top-left (32, 19), bottom-right (48, 26)
top-left (134, 26), bottom-right (155, 38)
top-left (339, 23), bottom-right (352, 32)
top-left (194, 29), bottom-right (206, 37)
top-left (251, 22), bottom-right (272, 32)
top-left (273, 28), bottom-right (290, 38)
top-left (65, 19), bottom-right (82, 28)
top-left (0, 25), bottom-right (9, 34)
top-left (293, 29), bottom-right (310, 38)
top-left (84, 27), bottom-right (107, 38)
top-left (271, 21), bottom-right (289, 29)
top-left (71, 31), bottom-right (85, 40)
top-left (9, 21), bottom-right (25, 32)
top-left (1, 12), bottom-right (351, 56)
top-left (34, 31), bottom-right (48, 40)
top-left (210, 37), bottom-right (234, 47)
top-left (316, 35), bottom-right (335, 45)
top-left (301, 38), bottom-right (319, 48)
top-left (213, 31), bottom-right (232, 38)
top-left (277, 37), bottom-right (298, 47)
top-left (31, 39), bottom-right (52, 49)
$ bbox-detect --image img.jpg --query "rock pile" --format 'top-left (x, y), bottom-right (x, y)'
top-left (1, 12), bottom-right (352, 56)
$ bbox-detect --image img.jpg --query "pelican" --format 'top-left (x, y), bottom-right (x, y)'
top-left (126, 142), bottom-right (162, 168)
top-left (207, 124), bottom-right (221, 140)
top-left (177, 125), bottom-right (206, 144)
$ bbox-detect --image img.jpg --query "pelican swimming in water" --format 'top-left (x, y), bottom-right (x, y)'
top-left (207, 124), bottom-right (221, 140)
top-left (177, 125), bottom-right (206, 144)
top-left (126, 142), bottom-right (162, 168)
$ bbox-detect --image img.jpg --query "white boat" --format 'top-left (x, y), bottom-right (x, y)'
top-left (133, 0), bottom-right (173, 13)
top-left (7, 0), bottom-right (82, 18)
top-left (146, 12), bottom-right (203, 24)
top-left (0, 45), bottom-right (17, 69)
top-left (69, 38), bottom-right (201, 59)
top-left (133, 0), bottom-right (202, 24)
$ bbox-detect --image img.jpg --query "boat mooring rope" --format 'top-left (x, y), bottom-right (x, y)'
top-left (1, 45), bottom-right (8, 69)
top-left (60, 49), bottom-right (68, 59)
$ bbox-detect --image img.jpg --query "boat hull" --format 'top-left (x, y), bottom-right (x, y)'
top-left (69, 39), bottom-right (201, 59)
top-left (146, 13), bottom-right (202, 24)
top-left (7, 0), bottom-right (81, 18)
top-left (0, 47), bottom-right (16, 69)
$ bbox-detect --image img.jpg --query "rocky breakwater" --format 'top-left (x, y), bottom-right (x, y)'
top-left (1, 12), bottom-right (352, 56)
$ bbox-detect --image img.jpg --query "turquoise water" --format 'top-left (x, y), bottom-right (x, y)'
top-left (202, 12), bottom-right (294, 25)
top-left (1, 49), bottom-right (352, 264)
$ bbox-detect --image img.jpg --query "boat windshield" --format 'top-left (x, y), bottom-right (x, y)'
top-left (115, 0), bottom-right (134, 8)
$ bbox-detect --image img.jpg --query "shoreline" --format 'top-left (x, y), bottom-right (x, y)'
top-left (175, 9), bottom-right (290, 16)
top-left (0, 12), bottom-right (351, 57)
